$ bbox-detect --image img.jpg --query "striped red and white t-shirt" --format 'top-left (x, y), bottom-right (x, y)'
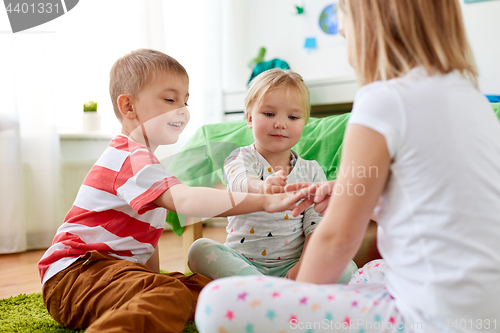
top-left (38, 134), bottom-right (181, 286)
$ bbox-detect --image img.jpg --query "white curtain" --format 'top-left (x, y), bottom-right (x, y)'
top-left (0, 31), bottom-right (23, 251)
top-left (0, 113), bottom-right (25, 252)
top-left (0, 1), bottom-right (144, 253)
top-left (0, 32), bottom-right (60, 253)
top-left (155, 0), bottom-right (224, 160)
top-left (0, 0), bottom-right (224, 253)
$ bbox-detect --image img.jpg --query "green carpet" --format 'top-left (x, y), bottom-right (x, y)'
top-left (0, 293), bottom-right (198, 333)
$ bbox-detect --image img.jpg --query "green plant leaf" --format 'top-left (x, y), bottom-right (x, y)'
top-left (83, 100), bottom-right (98, 112)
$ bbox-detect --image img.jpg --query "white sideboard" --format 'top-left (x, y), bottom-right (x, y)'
top-left (57, 130), bottom-right (178, 230)
top-left (58, 131), bottom-right (116, 223)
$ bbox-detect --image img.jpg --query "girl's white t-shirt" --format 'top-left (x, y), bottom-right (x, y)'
top-left (349, 67), bottom-right (500, 330)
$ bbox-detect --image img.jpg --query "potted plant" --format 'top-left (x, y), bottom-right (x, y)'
top-left (82, 100), bottom-right (101, 131)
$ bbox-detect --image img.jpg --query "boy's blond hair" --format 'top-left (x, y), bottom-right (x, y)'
top-left (109, 49), bottom-right (188, 120)
top-left (245, 69), bottom-right (311, 121)
top-left (339, 0), bottom-right (478, 87)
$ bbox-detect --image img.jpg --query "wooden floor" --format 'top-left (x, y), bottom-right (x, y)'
top-left (0, 226), bottom-right (226, 300)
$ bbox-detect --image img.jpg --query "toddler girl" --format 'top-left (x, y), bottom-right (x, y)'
top-left (187, 69), bottom-right (357, 281)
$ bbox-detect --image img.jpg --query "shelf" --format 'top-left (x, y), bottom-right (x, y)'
top-left (222, 76), bottom-right (359, 113)
top-left (58, 130), bottom-right (117, 163)
top-left (58, 130), bottom-right (118, 141)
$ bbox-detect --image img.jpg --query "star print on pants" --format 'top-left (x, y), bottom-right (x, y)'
top-left (225, 310), bottom-right (234, 321)
top-left (245, 323), bottom-right (254, 333)
top-left (266, 310), bottom-right (276, 320)
top-left (205, 250), bottom-right (218, 264)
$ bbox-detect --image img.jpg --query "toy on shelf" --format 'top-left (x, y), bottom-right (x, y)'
top-left (247, 47), bottom-right (290, 84)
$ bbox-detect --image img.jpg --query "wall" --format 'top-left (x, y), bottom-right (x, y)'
top-left (153, 0), bottom-right (225, 159)
top-left (460, 0), bottom-right (500, 95)
top-left (222, 0), bottom-right (355, 91)
top-left (223, 0), bottom-right (500, 96)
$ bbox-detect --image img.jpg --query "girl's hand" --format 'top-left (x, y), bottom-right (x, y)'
top-left (285, 181), bottom-right (336, 217)
top-left (263, 170), bottom-right (288, 194)
top-left (308, 181), bottom-right (335, 216)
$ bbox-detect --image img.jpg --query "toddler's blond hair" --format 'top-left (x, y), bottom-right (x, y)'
top-left (245, 69), bottom-right (311, 121)
top-left (109, 49), bottom-right (188, 120)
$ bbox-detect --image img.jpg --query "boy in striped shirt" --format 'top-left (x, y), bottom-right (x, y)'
top-left (38, 49), bottom-right (306, 333)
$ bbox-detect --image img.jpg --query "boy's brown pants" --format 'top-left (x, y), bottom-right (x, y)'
top-left (42, 250), bottom-right (212, 333)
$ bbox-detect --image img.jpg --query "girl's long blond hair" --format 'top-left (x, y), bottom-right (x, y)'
top-left (339, 0), bottom-right (478, 87)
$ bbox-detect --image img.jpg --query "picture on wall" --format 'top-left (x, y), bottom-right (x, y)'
top-left (303, 0), bottom-right (344, 50)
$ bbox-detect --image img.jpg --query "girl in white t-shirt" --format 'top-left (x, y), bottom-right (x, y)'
top-left (194, 0), bottom-right (500, 332)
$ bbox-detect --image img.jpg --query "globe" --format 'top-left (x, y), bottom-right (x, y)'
top-left (319, 4), bottom-right (339, 35)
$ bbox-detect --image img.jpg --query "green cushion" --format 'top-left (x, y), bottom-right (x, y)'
top-left (493, 102), bottom-right (500, 117)
top-left (166, 103), bottom-right (500, 235)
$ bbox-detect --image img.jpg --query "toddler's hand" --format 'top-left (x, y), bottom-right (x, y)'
top-left (284, 263), bottom-right (299, 280)
top-left (263, 170), bottom-right (287, 194)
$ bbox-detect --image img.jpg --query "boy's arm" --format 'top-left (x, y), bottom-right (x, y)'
top-left (145, 246), bottom-right (160, 273)
top-left (153, 183), bottom-right (306, 218)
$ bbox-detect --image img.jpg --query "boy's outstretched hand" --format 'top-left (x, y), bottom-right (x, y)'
top-left (263, 170), bottom-right (288, 194)
top-left (284, 181), bottom-right (335, 217)
top-left (264, 190), bottom-right (308, 213)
